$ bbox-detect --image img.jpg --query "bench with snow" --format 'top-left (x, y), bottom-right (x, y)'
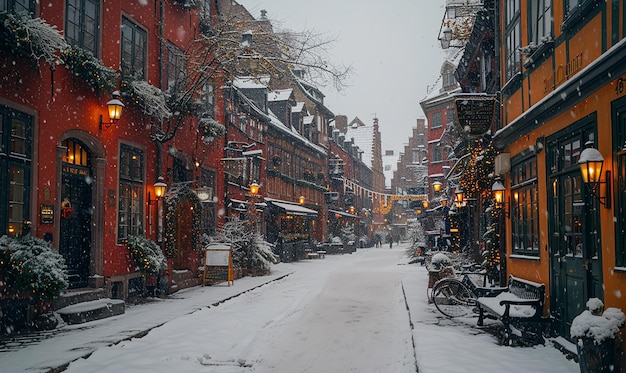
top-left (476, 275), bottom-right (548, 346)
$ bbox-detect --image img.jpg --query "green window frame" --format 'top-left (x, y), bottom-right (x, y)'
top-left (0, 105), bottom-right (32, 237)
top-left (510, 155), bottom-right (540, 256)
top-left (504, 0), bottom-right (521, 82)
top-left (118, 145), bottom-right (144, 242)
top-left (1, 0), bottom-right (34, 13)
top-left (65, 0), bottom-right (99, 56)
top-left (121, 17), bottom-right (147, 79)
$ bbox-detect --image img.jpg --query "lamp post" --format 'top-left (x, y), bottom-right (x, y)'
top-left (148, 177), bottom-right (167, 239)
top-left (247, 181), bottom-right (261, 233)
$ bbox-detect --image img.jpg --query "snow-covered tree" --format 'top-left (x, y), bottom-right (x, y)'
top-left (215, 217), bottom-right (277, 275)
top-left (406, 221), bottom-right (426, 260)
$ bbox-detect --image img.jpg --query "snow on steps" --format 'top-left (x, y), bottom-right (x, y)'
top-left (56, 298), bottom-right (125, 325)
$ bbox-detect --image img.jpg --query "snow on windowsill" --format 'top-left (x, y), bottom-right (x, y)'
top-left (509, 254), bottom-right (540, 261)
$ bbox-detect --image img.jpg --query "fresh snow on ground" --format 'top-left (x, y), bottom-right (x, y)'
top-left (0, 242), bottom-right (579, 372)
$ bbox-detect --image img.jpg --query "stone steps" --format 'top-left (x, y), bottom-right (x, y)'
top-left (53, 288), bottom-right (125, 325)
top-left (56, 298), bottom-right (125, 325)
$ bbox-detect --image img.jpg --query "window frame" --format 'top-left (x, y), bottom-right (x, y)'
top-left (431, 112), bottom-right (442, 129)
top-left (166, 41), bottom-right (186, 92)
top-left (120, 17), bottom-right (147, 79)
top-left (65, 0), bottom-right (100, 56)
top-left (0, 106), bottom-right (32, 237)
top-left (1, 0), bottom-right (34, 13)
top-left (117, 144), bottom-right (144, 242)
top-left (504, 0), bottom-right (521, 82)
top-left (510, 154), bottom-right (540, 256)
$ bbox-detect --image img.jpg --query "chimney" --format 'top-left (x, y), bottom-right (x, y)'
top-left (335, 115), bottom-right (348, 132)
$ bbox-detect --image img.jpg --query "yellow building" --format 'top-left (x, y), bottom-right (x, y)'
top-left (493, 0), bottom-right (626, 363)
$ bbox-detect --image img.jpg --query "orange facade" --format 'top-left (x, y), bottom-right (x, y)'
top-left (495, 0), bottom-right (626, 363)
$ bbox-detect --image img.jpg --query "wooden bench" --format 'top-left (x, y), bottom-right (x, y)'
top-left (476, 275), bottom-right (548, 346)
top-left (316, 250), bottom-right (326, 259)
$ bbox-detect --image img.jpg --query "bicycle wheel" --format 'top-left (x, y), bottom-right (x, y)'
top-left (431, 278), bottom-right (476, 318)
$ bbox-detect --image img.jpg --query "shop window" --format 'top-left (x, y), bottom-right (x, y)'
top-left (118, 145), bottom-right (144, 242)
top-left (0, 106), bottom-right (32, 237)
top-left (511, 156), bottom-right (539, 256)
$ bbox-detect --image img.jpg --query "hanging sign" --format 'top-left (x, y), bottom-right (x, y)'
top-left (454, 95), bottom-right (497, 137)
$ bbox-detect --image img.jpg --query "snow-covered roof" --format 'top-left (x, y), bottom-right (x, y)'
top-left (233, 76), bottom-right (270, 89)
top-left (345, 118), bottom-right (375, 168)
top-left (382, 151), bottom-right (398, 190)
top-left (292, 102), bottom-right (305, 113)
top-left (268, 89), bottom-right (293, 102)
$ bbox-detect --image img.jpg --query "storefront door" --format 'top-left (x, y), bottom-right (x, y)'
top-left (59, 140), bottom-right (93, 288)
top-left (547, 125), bottom-right (603, 339)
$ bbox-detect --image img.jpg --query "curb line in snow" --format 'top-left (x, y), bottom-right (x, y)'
top-left (401, 281), bottom-right (420, 373)
top-left (47, 272), bottom-right (294, 373)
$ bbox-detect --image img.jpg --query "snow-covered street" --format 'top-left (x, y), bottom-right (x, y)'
top-left (0, 243), bottom-right (579, 372)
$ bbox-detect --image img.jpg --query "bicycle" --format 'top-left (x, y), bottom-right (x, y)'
top-left (431, 265), bottom-right (503, 318)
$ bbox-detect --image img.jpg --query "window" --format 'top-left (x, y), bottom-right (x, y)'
top-left (202, 82), bottom-right (215, 117)
top-left (65, 0), bottom-right (99, 56)
top-left (121, 17), bottom-right (147, 79)
top-left (0, 106), bottom-right (32, 237)
top-left (528, 0), bottom-right (552, 46)
top-left (431, 112), bottom-right (442, 129)
top-left (1, 0), bottom-right (33, 13)
top-left (504, 0), bottom-right (521, 82)
top-left (511, 156), bottom-right (539, 256)
top-left (166, 42), bottom-right (186, 91)
top-left (118, 145), bottom-right (144, 242)
top-left (200, 168), bottom-right (216, 235)
top-left (431, 145), bottom-right (442, 162)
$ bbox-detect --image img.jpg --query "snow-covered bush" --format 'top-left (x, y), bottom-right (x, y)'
top-left (0, 11), bottom-right (68, 66)
top-left (571, 298), bottom-right (625, 343)
top-left (216, 217), bottom-right (276, 276)
top-left (62, 46), bottom-right (117, 95)
top-left (127, 235), bottom-right (167, 277)
top-left (199, 116), bottom-right (226, 137)
top-left (121, 76), bottom-right (172, 122)
top-left (0, 234), bottom-right (68, 301)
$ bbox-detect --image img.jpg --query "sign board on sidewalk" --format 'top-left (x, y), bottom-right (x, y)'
top-left (202, 245), bottom-right (233, 286)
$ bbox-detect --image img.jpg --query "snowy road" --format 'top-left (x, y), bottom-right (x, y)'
top-left (1, 244), bottom-right (579, 373)
top-left (64, 248), bottom-right (416, 372)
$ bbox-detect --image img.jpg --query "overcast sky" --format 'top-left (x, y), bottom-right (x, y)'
top-left (236, 0), bottom-right (447, 157)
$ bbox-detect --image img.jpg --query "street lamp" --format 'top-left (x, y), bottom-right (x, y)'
top-left (432, 181), bottom-right (443, 192)
top-left (298, 195), bottom-right (305, 205)
top-left (578, 146), bottom-right (611, 208)
top-left (148, 177), bottom-right (167, 204)
top-left (99, 91), bottom-right (124, 131)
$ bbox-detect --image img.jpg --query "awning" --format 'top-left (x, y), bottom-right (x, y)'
top-left (228, 198), bottom-right (266, 212)
top-left (329, 209), bottom-right (360, 219)
top-left (269, 200), bottom-right (318, 217)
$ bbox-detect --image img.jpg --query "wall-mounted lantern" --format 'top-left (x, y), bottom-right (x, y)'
top-left (578, 146), bottom-right (611, 208)
top-left (148, 177), bottom-right (167, 205)
top-left (99, 91), bottom-right (124, 131)
top-left (491, 180), bottom-right (510, 217)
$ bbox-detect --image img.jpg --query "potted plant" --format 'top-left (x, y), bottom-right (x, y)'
top-left (571, 298), bottom-right (625, 373)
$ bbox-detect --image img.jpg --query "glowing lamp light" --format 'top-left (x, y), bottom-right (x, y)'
top-left (99, 91), bottom-right (124, 131)
top-left (249, 181), bottom-right (260, 195)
